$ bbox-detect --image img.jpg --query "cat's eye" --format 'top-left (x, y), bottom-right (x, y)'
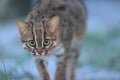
top-left (29, 40), bottom-right (36, 47)
top-left (43, 39), bottom-right (50, 46)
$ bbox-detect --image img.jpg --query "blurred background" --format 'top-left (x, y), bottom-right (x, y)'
top-left (0, 0), bottom-right (120, 80)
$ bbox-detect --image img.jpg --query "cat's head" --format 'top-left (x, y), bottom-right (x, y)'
top-left (16, 16), bottom-right (60, 56)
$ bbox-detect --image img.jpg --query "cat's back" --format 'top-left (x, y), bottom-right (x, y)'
top-left (26, 0), bottom-right (87, 40)
top-left (27, 0), bottom-right (86, 21)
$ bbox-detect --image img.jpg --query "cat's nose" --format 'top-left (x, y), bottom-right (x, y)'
top-left (37, 47), bottom-right (43, 54)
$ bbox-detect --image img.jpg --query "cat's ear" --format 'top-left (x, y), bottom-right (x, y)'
top-left (16, 20), bottom-right (27, 35)
top-left (47, 16), bottom-right (60, 33)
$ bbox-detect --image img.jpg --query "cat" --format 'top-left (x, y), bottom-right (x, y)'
top-left (16, 0), bottom-right (87, 80)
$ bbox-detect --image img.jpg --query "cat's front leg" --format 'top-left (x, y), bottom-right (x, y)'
top-left (54, 46), bottom-right (71, 80)
top-left (34, 58), bottom-right (50, 80)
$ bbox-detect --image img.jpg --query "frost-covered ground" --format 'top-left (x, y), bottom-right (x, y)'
top-left (0, 1), bottom-right (120, 80)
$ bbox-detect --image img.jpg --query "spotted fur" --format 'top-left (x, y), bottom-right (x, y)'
top-left (16, 0), bottom-right (87, 80)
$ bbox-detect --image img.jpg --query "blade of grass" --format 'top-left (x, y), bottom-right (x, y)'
top-left (0, 58), bottom-right (8, 80)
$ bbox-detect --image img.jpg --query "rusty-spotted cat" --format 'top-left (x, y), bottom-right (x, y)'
top-left (16, 0), bottom-right (87, 80)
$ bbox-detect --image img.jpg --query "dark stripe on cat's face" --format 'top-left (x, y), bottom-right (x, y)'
top-left (36, 29), bottom-right (42, 46)
top-left (33, 20), bottom-right (45, 55)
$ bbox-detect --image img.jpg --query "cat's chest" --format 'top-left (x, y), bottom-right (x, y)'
top-left (51, 44), bottom-right (65, 56)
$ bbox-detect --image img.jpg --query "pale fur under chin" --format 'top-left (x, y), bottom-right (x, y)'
top-left (33, 55), bottom-right (49, 64)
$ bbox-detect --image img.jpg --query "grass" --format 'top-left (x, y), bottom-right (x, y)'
top-left (0, 59), bottom-right (12, 80)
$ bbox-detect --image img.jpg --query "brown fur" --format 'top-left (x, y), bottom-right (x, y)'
top-left (16, 0), bottom-right (87, 80)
